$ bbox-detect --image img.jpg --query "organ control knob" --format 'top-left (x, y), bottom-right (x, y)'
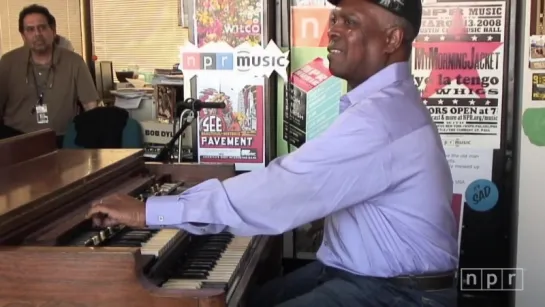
top-left (105, 227), bottom-right (114, 236)
top-left (153, 183), bottom-right (161, 192)
top-left (98, 230), bottom-right (107, 240)
top-left (84, 235), bottom-right (102, 246)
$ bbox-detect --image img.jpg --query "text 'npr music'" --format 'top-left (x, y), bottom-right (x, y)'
top-left (460, 268), bottom-right (523, 291)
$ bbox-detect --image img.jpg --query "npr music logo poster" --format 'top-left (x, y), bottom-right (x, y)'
top-left (179, 41), bottom-right (290, 80)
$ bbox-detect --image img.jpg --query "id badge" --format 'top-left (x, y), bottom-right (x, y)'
top-left (35, 104), bottom-right (49, 124)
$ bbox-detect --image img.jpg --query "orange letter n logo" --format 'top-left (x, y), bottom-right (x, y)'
top-left (291, 7), bottom-right (331, 48)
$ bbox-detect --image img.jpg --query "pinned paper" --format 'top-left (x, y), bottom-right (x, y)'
top-left (522, 107), bottom-right (545, 146)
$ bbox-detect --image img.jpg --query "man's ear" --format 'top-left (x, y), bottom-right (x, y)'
top-left (384, 27), bottom-right (404, 54)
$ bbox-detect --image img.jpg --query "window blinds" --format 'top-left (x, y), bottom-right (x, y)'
top-left (90, 0), bottom-right (189, 75)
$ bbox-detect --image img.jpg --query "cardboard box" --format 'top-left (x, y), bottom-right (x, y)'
top-left (140, 120), bottom-right (193, 159)
top-left (128, 98), bottom-right (156, 122)
top-left (283, 57), bottom-right (343, 147)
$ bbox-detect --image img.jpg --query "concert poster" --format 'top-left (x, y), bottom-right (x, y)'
top-left (192, 0), bottom-right (266, 170)
top-left (193, 0), bottom-right (263, 47)
top-left (196, 75), bottom-right (265, 168)
top-left (411, 2), bottom-right (506, 149)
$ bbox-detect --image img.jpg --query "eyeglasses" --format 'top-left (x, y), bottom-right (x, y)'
top-left (23, 24), bottom-right (50, 34)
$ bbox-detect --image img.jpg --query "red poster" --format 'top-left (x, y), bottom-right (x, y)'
top-left (196, 77), bottom-right (265, 167)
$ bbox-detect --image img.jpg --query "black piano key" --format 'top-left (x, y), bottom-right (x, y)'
top-left (201, 282), bottom-right (228, 290)
top-left (120, 232), bottom-right (153, 238)
top-left (179, 272), bottom-right (208, 279)
top-left (200, 245), bottom-right (227, 249)
top-left (183, 263), bottom-right (215, 270)
top-left (191, 251), bottom-right (222, 256)
top-left (208, 238), bottom-right (232, 243)
top-left (180, 268), bottom-right (209, 275)
top-left (184, 262), bottom-right (217, 267)
top-left (108, 241), bottom-right (142, 247)
top-left (113, 237), bottom-right (148, 243)
top-left (189, 253), bottom-right (221, 259)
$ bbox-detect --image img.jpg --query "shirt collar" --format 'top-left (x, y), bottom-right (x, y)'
top-left (339, 62), bottom-right (412, 113)
top-left (25, 45), bottom-right (61, 66)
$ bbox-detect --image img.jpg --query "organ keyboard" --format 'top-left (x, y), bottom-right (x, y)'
top-left (0, 129), bottom-right (282, 307)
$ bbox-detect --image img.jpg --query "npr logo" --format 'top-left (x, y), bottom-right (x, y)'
top-left (182, 52), bottom-right (234, 71)
top-left (460, 268), bottom-right (523, 291)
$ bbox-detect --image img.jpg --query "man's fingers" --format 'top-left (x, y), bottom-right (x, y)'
top-left (91, 195), bottom-right (117, 208)
top-left (86, 205), bottom-right (106, 218)
top-left (103, 217), bottom-right (120, 227)
top-left (92, 215), bottom-right (103, 227)
top-left (86, 203), bottom-right (118, 221)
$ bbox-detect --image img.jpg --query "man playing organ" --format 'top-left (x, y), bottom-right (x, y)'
top-left (87, 0), bottom-right (458, 306)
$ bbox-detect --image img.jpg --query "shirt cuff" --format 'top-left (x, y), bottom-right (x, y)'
top-left (145, 195), bottom-right (183, 226)
top-left (183, 223), bottom-right (226, 234)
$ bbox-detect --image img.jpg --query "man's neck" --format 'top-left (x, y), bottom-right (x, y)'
top-left (31, 49), bottom-right (53, 65)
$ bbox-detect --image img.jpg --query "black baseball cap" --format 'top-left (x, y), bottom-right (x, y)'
top-left (327, 0), bottom-right (423, 37)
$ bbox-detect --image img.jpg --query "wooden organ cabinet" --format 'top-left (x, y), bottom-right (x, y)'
top-left (0, 129), bottom-right (282, 307)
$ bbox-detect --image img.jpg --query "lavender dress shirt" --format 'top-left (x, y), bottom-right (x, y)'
top-left (146, 62), bottom-right (459, 277)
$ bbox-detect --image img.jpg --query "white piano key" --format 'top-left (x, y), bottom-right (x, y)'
top-left (140, 229), bottom-right (181, 257)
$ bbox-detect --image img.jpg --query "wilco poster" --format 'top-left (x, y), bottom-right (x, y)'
top-left (194, 0), bottom-right (263, 46)
top-left (196, 75), bottom-right (265, 166)
top-left (412, 2), bottom-right (506, 149)
top-left (193, 0), bottom-right (266, 170)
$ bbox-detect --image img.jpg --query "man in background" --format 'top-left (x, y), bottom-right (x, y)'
top-left (0, 4), bottom-right (98, 147)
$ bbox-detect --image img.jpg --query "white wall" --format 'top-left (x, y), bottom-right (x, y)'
top-left (515, 0), bottom-right (545, 304)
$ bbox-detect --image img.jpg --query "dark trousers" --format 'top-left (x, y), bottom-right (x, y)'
top-left (248, 261), bottom-right (457, 307)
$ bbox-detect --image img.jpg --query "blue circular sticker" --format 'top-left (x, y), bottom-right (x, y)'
top-left (465, 179), bottom-right (499, 212)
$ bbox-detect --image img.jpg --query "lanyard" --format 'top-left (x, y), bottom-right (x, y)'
top-left (27, 52), bottom-right (54, 106)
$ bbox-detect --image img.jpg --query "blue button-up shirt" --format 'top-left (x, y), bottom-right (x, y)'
top-left (146, 62), bottom-right (459, 277)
